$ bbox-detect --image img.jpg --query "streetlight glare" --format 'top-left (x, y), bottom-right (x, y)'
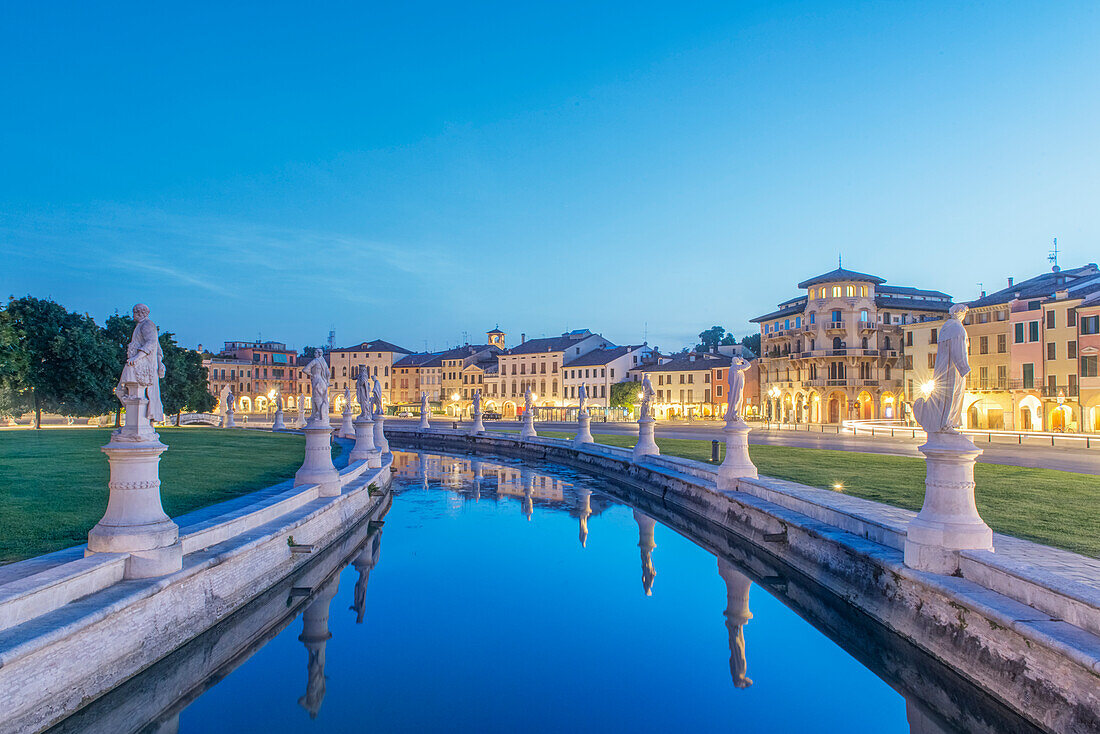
top-left (920, 380), bottom-right (935, 397)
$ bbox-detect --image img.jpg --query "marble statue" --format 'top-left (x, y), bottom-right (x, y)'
top-left (275, 390), bottom-right (284, 413)
top-left (578, 384), bottom-right (588, 415)
top-left (342, 387), bottom-right (352, 414)
top-left (225, 389), bottom-right (234, 413)
top-left (473, 390), bottom-right (482, 415)
top-left (302, 349), bottom-right (330, 423)
top-left (420, 391), bottom-right (429, 415)
top-left (371, 376), bottom-right (383, 416)
top-left (524, 387), bottom-right (535, 416)
top-left (726, 357), bottom-right (750, 423)
top-left (913, 304), bottom-right (971, 434)
top-left (117, 303), bottom-right (166, 422)
top-left (296, 391), bottom-right (305, 424)
top-left (639, 374), bottom-right (655, 417)
top-left (356, 367), bottom-right (371, 418)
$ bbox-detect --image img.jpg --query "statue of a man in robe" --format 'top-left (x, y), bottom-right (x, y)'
top-left (355, 367), bottom-right (371, 418)
top-left (302, 349), bottom-right (330, 424)
top-left (225, 389), bottom-right (234, 413)
top-left (524, 387), bottom-right (535, 416)
top-left (117, 303), bottom-right (166, 421)
top-left (371, 375), bottom-right (383, 416)
top-left (639, 374), bottom-right (656, 418)
top-left (578, 384), bottom-right (588, 415)
top-left (420, 391), bottom-right (429, 415)
top-left (913, 304), bottom-right (971, 434)
top-left (275, 390), bottom-right (284, 413)
top-left (473, 390), bottom-right (482, 415)
top-left (726, 356), bottom-right (751, 424)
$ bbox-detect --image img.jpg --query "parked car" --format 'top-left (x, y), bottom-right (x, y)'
top-left (483, 411), bottom-right (503, 420)
top-left (397, 411), bottom-right (413, 417)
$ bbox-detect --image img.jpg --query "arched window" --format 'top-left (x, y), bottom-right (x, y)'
top-left (832, 337), bottom-right (843, 349)
top-left (861, 337), bottom-right (868, 350)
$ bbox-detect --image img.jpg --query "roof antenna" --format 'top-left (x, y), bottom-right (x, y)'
top-left (838, 253), bottom-right (842, 268)
top-left (1049, 238), bottom-right (1060, 272)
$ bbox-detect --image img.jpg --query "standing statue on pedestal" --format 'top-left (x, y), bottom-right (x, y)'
top-left (904, 303), bottom-right (993, 573)
top-left (639, 374), bottom-right (655, 418)
top-left (473, 390), bottom-right (482, 415)
top-left (913, 304), bottom-right (971, 434)
top-left (302, 349), bottom-right (330, 425)
top-left (224, 389), bottom-right (235, 415)
top-left (356, 367), bottom-right (371, 418)
top-left (276, 390), bottom-right (284, 414)
top-left (296, 391), bottom-right (305, 427)
top-left (725, 357), bottom-right (750, 425)
top-left (117, 303), bottom-right (165, 425)
top-left (371, 375), bottom-right (384, 416)
top-left (578, 384), bottom-right (588, 415)
top-left (524, 387), bottom-right (535, 417)
top-left (343, 387), bottom-right (352, 414)
top-left (272, 389), bottom-right (286, 430)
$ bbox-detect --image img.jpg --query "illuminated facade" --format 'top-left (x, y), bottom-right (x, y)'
top-left (489, 330), bottom-right (613, 417)
top-left (753, 267), bottom-right (951, 424)
top-left (328, 339), bottom-right (411, 410)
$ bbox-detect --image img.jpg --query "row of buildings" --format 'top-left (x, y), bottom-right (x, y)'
top-left (205, 329), bottom-right (760, 420)
top-left (754, 262), bottom-right (1100, 433)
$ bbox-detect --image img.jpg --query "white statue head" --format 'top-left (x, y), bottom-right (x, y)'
top-left (132, 303), bottom-right (150, 321)
top-left (949, 303), bottom-right (968, 320)
top-left (314, 348), bottom-right (323, 358)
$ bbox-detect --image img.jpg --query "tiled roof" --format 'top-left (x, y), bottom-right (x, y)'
top-left (966, 264), bottom-right (1100, 308)
top-left (877, 284), bottom-right (951, 299)
top-left (636, 352), bottom-right (727, 372)
top-left (750, 298), bottom-right (807, 323)
top-left (506, 331), bottom-right (610, 355)
top-left (393, 352), bottom-right (439, 368)
top-left (438, 344), bottom-right (501, 361)
top-left (797, 267), bottom-right (886, 289)
top-left (874, 296), bottom-right (951, 312)
top-left (563, 345), bottom-right (644, 368)
top-left (332, 339), bottom-right (410, 354)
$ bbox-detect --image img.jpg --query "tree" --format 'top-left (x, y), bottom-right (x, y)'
top-left (159, 332), bottom-right (216, 423)
top-left (0, 296), bottom-right (118, 428)
top-left (299, 345), bottom-right (327, 364)
top-left (740, 333), bottom-right (761, 357)
top-left (694, 326), bottom-right (737, 353)
top-left (610, 381), bottom-right (640, 409)
top-left (104, 313), bottom-right (136, 427)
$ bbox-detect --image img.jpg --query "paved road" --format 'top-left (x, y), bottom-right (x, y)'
top-left (388, 418), bottom-right (1100, 475)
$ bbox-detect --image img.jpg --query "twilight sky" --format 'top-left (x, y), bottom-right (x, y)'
top-left (2, 1), bottom-right (1098, 353)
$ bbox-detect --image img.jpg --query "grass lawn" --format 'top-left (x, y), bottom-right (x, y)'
top-left (529, 430), bottom-right (1100, 558)
top-left (0, 428), bottom-right (324, 563)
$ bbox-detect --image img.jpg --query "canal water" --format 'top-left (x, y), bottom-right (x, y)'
top-left (50, 450), bottom-right (1039, 734)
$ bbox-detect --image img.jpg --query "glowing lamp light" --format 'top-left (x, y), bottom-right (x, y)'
top-left (451, 393), bottom-right (460, 401)
top-left (920, 380), bottom-right (935, 398)
top-left (833, 483), bottom-right (844, 492)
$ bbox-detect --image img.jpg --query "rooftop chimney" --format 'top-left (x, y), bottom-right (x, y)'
top-left (980, 290), bottom-right (986, 298)
top-left (1007, 277), bottom-right (1014, 287)
top-left (521, 333), bottom-right (526, 344)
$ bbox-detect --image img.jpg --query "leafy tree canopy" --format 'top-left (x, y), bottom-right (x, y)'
top-left (609, 381), bottom-right (640, 409)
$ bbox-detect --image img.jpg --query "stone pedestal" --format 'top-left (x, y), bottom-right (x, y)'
top-left (574, 413), bottom-right (594, 446)
top-left (272, 408), bottom-right (286, 431)
top-left (470, 412), bottom-right (485, 434)
top-left (87, 393), bottom-right (182, 579)
top-left (223, 409), bottom-right (235, 428)
top-left (349, 415), bottom-right (380, 467)
top-left (519, 410), bottom-right (537, 439)
top-left (418, 411), bottom-right (431, 430)
top-left (295, 424), bottom-right (341, 497)
top-left (633, 416), bottom-right (660, 460)
top-left (339, 408), bottom-right (354, 439)
top-left (716, 419), bottom-right (757, 490)
top-left (373, 413), bottom-right (389, 453)
top-left (904, 432), bottom-right (993, 574)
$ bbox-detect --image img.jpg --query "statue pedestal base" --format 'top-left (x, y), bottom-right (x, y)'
top-left (633, 416), bottom-right (660, 460)
top-left (904, 432), bottom-right (993, 574)
top-left (716, 419), bottom-right (757, 490)
top-left (574, 413), bottom-right (594, 446)
top-left (339, 410), bottom-right (354, 439)
top-left (470, 413), bottom-right (485, 434)
top-left (87, 394), bottom-right (182, 579)
top-left (223, 410), bottom-right (235, 428)
top-left (519, 412), bottom-right (537, 439)
top-left (273, 410), bottom-right (286, 431)
top-left (418, 413), bottom-right (431, 430)
top-left (349, 416), bottom-right (377, 464)
top-left (373, 414), bottom-right (389, 453)
top-left (295, 424), bottom-right (340, 497)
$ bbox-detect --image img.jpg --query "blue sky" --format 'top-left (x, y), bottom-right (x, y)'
top-left (2, 1), bottom-right (1098, 352)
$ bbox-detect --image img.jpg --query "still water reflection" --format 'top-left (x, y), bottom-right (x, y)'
top-left (50, 450), bottom-right (1038, 734)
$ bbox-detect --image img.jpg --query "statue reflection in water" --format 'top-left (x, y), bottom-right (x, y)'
top-left (350, 530), bottom-right (383, 624)
top-left (717, 557), bottom-right (753, 688)
top-left (298, 575), bottom-right (340, 718)
top-left (576, 487), bottom-right (593, 548)
top-left (521, 469), bottom-right (535, 521)
top-left (633, 510), bottom-right (657, 596)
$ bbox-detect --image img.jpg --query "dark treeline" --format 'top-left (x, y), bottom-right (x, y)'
top-left (0, 296), bottom-right (215, 428)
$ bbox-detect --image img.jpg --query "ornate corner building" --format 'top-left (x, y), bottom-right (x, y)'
top-left (752, 266), bottom-right (952, 424)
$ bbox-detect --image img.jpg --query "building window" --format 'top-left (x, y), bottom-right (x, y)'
top-left (1022, 363), bottom-right (1034, 388)
top-left (846, 285), bottom-right (855, 297)
top-left (1046, 311), bottom-right (1055, 329)
top-left (832, 286), bottom-right (841, 297)
top-left (1047, 343), bottom-right (1056, 361)
top-left (1068, 308), bottom-right (1077, 327)
top-left (930, 329), bottom-right (937, 344)
top-left (860, 286), bottom-right (867, 297)
top-left (1029, 321), bottom-right (1040, 342)
top-left (979, 336), bottom-right (988, 354)
top-left (1014, 322), bottom-right (1024, 344)
top-left (997, 334), bottom-right (1007, 353)
top-left (1082, 356), bottom-right (1098, 377)
top-left (1068, 341), bottom-right (1077, 359)
top-left (1082, 315), bottom-right (1100, 335)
